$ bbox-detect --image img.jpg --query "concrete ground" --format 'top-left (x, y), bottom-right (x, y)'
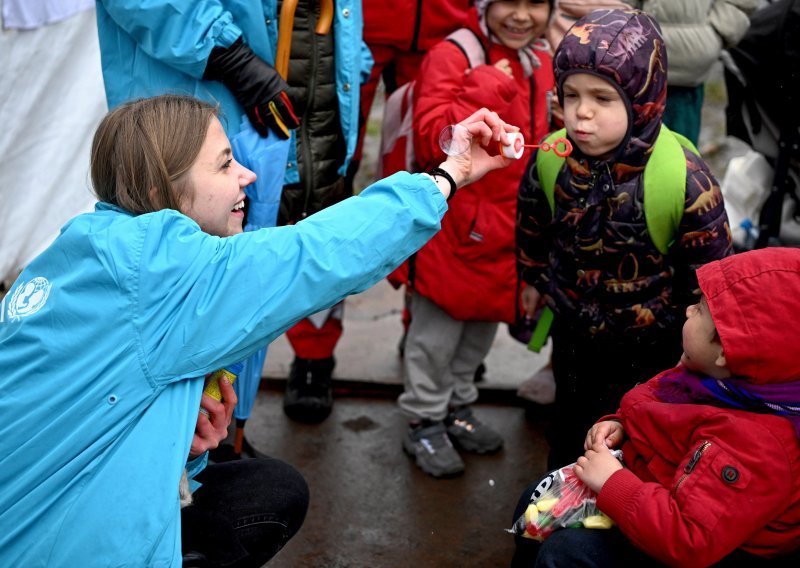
top-left (242, 64), bottom-right (749, 567)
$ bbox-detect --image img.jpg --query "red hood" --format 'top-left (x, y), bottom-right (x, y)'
top-left (697, 248), bottom-right (800, 384)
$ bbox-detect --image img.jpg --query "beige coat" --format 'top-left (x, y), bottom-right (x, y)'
top-left (626, 0), bottom-right (760, 86)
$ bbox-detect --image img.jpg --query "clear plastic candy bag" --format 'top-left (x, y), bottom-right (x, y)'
top-left (508, 451), bottom-right (622, 541)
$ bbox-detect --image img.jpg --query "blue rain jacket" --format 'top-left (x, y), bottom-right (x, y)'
top-left (96, 0), bottom-right (372, 182)
top-left (0, 173), bottom-right (445, 566)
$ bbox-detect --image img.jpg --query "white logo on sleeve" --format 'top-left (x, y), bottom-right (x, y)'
top-left (7, 277), bottom-right (52, 321)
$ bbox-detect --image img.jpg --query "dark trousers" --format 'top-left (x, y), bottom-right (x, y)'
top-left (547, 324), bottom-right (682, 470)
top-left (181, 457), bottom-right (309, 567)
top-left (510, 481), bottom-right (790, 568)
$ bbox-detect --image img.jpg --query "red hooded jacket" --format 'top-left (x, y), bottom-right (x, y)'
top-left (596, 248), bottom-right (800, 566)
top-left (391, 10), bottom-right (554, 322)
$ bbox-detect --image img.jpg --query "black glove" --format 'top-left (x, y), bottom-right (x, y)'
top-left (204, 38), bottom-right (300, 139)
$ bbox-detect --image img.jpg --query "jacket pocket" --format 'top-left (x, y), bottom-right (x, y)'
top-left (672, 441), bottom-right (751, 528)
top-left (446, 193), bottom-right (511, 262)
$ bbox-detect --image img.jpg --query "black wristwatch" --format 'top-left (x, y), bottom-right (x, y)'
top-left (428, 166), bottom-right (458, 201)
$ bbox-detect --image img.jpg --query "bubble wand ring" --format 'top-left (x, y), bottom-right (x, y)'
top-left (535, 138), bottom-right (573, 157)
top-left (497, 133), bottom-right (573, 159)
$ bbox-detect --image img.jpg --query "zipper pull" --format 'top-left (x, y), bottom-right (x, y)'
top-left (684, 442), bottom-right (709, 473)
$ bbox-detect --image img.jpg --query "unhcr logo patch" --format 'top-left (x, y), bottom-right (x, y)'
top-left (6, 277), bottom-right (52, 322)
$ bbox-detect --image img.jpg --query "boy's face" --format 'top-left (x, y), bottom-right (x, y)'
top-left (680, 297), bottom-right (730, 378)
top-left (182, 117), bottom-right (256, 237)
top-left (486, 0), bottom-right (550, 51)
top-left (561, 73), bottom-right (628, 159)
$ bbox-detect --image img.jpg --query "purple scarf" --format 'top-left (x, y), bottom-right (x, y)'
top-left (655, 367), bottom-right (800, 439)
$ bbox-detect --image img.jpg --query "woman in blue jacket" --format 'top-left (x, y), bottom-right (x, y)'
top-left (0, 95), bottom-right (514, 567)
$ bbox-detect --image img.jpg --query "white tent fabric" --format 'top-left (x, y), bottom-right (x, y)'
top-left (3, 0), bottom-right (93, 29)
top-left (0, 4), bottom-right (106, 284)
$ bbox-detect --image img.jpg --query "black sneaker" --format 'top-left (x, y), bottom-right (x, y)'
top-left (283, 357), bottom-right (334, 423)
top-left (403, 421), bottom-right (465, 478)
top-left (445, 406), bottom-right (503, 454)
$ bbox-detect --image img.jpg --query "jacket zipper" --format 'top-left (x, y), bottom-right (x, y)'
top-left (300, 0), bottom-right (318, 219)
top-left (672, 440), bottom-right (711, 497)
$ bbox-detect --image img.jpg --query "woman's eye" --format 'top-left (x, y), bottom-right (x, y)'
top-left (222, 158), bottom-right (233, 170)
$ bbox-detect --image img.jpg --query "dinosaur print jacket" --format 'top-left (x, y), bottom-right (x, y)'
top-left (516, 9), bottom-right (732, 341)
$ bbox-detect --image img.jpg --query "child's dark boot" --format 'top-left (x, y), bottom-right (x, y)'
top-left (283, 356), bottom-right (334, 423)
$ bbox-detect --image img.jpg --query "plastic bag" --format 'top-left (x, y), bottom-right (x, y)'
top-left (508, 451), bottom-right (621, 541)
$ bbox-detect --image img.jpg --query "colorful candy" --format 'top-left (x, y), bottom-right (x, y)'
top-left (510, 462), bottom-right (617, 541)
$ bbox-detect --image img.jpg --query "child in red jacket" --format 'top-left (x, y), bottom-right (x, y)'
top-left (512, 247), bottom-right (800, 567)
top-left (397, 0), bottom-right (555, 478)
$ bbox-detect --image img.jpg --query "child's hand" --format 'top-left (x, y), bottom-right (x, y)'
top-left (574, 441), bottom-right (623, 493)
top-left (494, 58), bottom-right (513, 78)
top-left (584, 420), bottom-right (624, 451)
top-left (521, 284), bottom-right (541, 317)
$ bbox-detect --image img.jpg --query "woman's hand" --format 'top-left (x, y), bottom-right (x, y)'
top-left (573, 441), bottom-right (624, 493)
top-left (189, 377), bottom-right (237, 457)
top-left (584, 420), bottom-right (625, 451)
top-left (521, 284), bottom-right (541, 317)
top-left (437, 108), bottom-right (518, 192)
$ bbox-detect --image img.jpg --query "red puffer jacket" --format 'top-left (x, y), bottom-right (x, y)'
top-left (390, 11), bottom-right (554, 322)
top-left (596, 249), bottom-right (800, 567)
top-left (363, 0), bottom-right (471, 52)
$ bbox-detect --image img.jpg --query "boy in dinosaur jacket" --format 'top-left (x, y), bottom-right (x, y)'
top-left (512, 247), bottom-right (800, 567)
top-left (516, 9), bottom-right (732, 470)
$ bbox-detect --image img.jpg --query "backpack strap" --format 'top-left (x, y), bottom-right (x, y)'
top-left (535, 128), bottom-right (568, 215)
top-left (445, 28), bottom-right (488, 69)
top-left (644, 124), bottom-right (699, 254)
top-left (529, 128), bottom-right (567, 352)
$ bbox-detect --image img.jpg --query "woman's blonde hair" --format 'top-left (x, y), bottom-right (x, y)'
top-left (90, 95), bottom-right (218, 214)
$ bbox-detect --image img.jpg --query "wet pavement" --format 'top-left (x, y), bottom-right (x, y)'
top-left (247, 394), bottom-right (549, 568)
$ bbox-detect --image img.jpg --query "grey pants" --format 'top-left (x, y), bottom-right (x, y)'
top-left (398, 292), bottom-right (498, 421)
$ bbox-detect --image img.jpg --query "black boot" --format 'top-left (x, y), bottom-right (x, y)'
top-left (283, 356), bottom-right (334, 423)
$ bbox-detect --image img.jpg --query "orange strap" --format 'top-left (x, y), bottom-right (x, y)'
top-left (276, 0), bottom-right (334, 79)
top-left (275, 0), bottom-right (298, 79)
top-left (316, 0), bottom-right (333, 35)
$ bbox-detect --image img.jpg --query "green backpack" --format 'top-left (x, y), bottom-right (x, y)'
top-left (525, 125), bottom-right (699, 352)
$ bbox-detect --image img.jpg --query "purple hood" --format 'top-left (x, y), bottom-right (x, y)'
top-left (553, 9), bottom-right (667, 164)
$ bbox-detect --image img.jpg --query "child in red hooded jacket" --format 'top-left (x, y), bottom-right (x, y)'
top-left (396, 0), bottom-right (555, 479)
top-left (512, 247), bottom-right (800, 567)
